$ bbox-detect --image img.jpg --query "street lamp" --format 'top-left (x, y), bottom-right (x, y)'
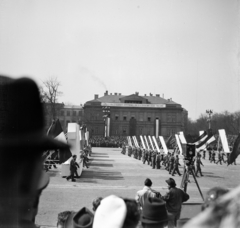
top-left (102, 106), bottom-right (110, 138)
top-left (206, 109), bottom-right (213, 130)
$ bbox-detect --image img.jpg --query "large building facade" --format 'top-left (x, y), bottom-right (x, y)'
top-left (84, 91), bottom-right (188, 137)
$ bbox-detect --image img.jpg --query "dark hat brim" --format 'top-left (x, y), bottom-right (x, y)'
top-left (0, 131), bottom-right (69, 151)
top-left (141, 216), bottom-right (168, 224)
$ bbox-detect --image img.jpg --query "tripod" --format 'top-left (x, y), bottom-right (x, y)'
top-left (180, 161), bottom-right (204, 201)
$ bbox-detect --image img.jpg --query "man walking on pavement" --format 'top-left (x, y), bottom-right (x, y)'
top-left (195, 153), bottom-right (204, 177)
top-left (66, 155), bottom-right (79, 182)
top-left (172, 155), bottom-right (181, 176)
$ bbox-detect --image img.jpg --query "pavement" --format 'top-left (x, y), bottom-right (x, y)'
top-left (36, 147), bottom-right (240, 227)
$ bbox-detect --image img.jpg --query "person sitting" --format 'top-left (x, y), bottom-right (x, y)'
top-left (0, 75), bottom-right (69, 227)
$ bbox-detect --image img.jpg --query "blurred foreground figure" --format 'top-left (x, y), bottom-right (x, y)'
top-left (0, 76), bottom-right (68, 228)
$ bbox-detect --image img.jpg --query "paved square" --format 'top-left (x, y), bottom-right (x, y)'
top-left (36, 147), bottom-right (240, 227)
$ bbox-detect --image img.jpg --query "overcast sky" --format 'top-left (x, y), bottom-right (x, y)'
top-left (0, 0), bottom-right (239, 120)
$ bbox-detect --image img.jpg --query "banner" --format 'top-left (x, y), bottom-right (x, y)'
top-left (219, 129), bottom-right (230, 153)
top-left (134, 136), bottom-right (139, 147)
top-left (175, 134), bottom-right (182, 155)
top-left (148, 135), bottom-right (155, 150)
top-left (144, 136), bottom-right (150, 149)
top-left (179, 132), bottom-right (187, 144)
top-left (140, 135), bottom-right (146, 149)
top-left (155, 119), bottom-right (159, 138)
top-left (106, 117), bottom-right (110, 137)
top-left (152, 136), bottom-right (160, 152)
top-left (159, 136), bottom-right (168, 154)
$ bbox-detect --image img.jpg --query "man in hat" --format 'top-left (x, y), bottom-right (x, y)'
top-left (162, 178), bottom-right (190, 228)
top-left (0, 75), bottom-right (69, 228)
top-left (64, 207), bottom-right (94, 228)
top-left (141, 197), bottom-right (168, 228)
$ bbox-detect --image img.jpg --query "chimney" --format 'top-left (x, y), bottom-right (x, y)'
top-left (149, 93), bottom-right (152, 96)
top-left (156, 94), bottom-right (160, 97)
top-left (162, 93), bottom-right (164, 98)
top-left (94, 94), bottom-right (98, 100)
top-left (104, 90), bottom-right (108, 96)
top-left (135, 92), bottom-right (139, 95)
top-left (114, 92), bottom-right (117, 95)
top-left (119, 93), bottom-right (121, 95)
top-left (110, 93), bottom-right (112, 95)
top-left (144, 94), bottom-right (146, 96)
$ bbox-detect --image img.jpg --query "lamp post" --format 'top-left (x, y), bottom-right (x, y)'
top-left (206, 109), bottom-right (213, 130)
top-left (102, 106), bottom-right (110, 138)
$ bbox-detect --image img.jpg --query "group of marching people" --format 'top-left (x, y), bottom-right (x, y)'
top-left (121, 144), bottom-right (206, 178)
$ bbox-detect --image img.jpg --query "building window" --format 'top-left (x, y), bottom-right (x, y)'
top-left (148, 117), bottom-right (151, 122)
top-left (123, 116), bottom-right (127, 121)
top-left (139, 113), bottom-right (144, 121)
top-left (61, 110), bottom-right (64, 116)
top-left (73, 111), bottom-right (76, 116)
top-left (122, 127), bottom-right (127, 134)
top-left (115, 115), bottom-right (119, 120)
top-left (67, 111), bottom-right (70, 116)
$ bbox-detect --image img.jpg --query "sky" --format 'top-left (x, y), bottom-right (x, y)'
top-left (0, 0), bottom-right (239, 120)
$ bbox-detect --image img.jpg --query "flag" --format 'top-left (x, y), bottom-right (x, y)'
top-left (192, 131), bottom-right (207, 144)
top-left (47, 119), bottom-right (72, 163)
top-left (228, 133), bottom-right (240, 165)
top-left (196, 132), bottom-right (216, 151)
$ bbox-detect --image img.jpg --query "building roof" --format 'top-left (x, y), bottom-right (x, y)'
top-left (85, 93), bottom-right (180, 106)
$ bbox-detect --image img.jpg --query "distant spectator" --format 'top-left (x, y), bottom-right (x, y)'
top-left (93, 195), bottom-right (127, 228)
top-left (135, 178), bottom-right (161, 209)
top-left (66, 155), bottom-right (80, 182)
top-left (141, 197), bottom-right (168, 228)
top-left (162, 178), bottom-right (189, 228)
top-left (64, 207), bottom-right (94, 228)
top-left (57, 211), bottom-right (72, 228)
top-left (201, 187), bottom-right (229, 211)
top-left (92, 197), bottom-right (103, 212)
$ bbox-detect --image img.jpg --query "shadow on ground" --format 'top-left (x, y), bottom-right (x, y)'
top-left (80, 170), bottom-right (124, 181)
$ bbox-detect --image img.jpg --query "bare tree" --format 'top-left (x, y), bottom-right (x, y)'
top-left (42, 77), bottom-right (63, 120)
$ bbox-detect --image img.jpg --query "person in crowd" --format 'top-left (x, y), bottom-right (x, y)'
top-left (92, 197), bottom-right (103, 212)
top-left (0, 75), bottom-right (69, 227)
top-left (135, 178), bottom-right (161, 209)
top-left (93, 195), bottom-right (140, 228)
top-left (80, 150), bottom-right (89, 169)
top-left (64, 207), bottom-right (94, 228)
top-left (201, 187), bottom-right (229, 211)
top-left (141, 197), bottom-right (168, 228)
top-left (195, 153), bottom-right (204, 177)
top-left (171, 154), bottom-right (181, 176)
top-left (66, 155), bottom-right (80, 182)
top-left (162, 178), bottom-right (190, 228)
top-left (151, 149), bottom-right (157, 169)
top-left (57, 211), bottom-right (72, 228)
top-left (168, 153), bottom-right (175, 174)
top-left (122, 198), bottom-right (140, 228)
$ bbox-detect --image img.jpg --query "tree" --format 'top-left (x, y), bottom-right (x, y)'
top-left (42, 77), bottom-right (63, 121)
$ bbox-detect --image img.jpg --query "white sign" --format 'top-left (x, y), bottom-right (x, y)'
top-left (219, 129), bottom-right (230, 153)
top-left (140, 135), bottom-right (146, 149)
top-left (175, 134), bottom-right (183, 155)
top-left (152, 136), bottom-right (160, 152)
top-left (159, 136), bottom-right (168, 154)
top-left (101, 103), bottom-right (166, 108)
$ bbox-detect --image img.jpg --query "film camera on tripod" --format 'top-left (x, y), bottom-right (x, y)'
top-left (181, 143), bottom-right (204, 200)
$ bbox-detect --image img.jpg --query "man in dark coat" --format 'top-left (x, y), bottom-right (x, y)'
top-left (195, 154), bottom-right (204, 177)
top-left (66, 155), bottom-right (80, 182)
top-left (152, 149), bottom-right (157, 169)
top-left (168, 154), bottom-right (175, 174)
top-left (162, 178), bottom-right (190, 228)
top-left (172, 155), bottom-right (181, 176)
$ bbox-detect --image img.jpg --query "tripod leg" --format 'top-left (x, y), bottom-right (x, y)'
top-left (190, 169), bottom-right (204, 201)
top-left (180, 168), bottom-right (188, 192)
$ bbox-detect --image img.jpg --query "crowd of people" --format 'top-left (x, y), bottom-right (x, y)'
top-left (89, 136), bottom-right (127, 147)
